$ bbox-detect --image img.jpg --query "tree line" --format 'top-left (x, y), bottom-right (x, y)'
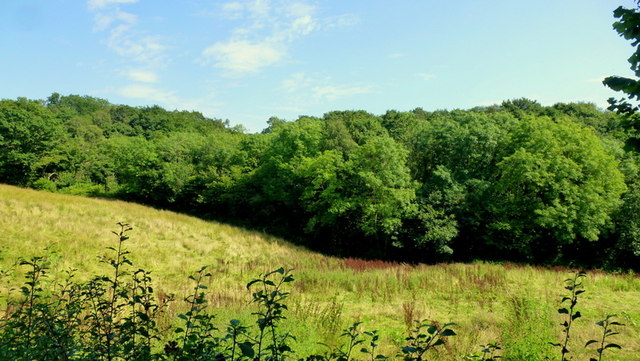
top-left (1, 94), bottom-right (639, 269)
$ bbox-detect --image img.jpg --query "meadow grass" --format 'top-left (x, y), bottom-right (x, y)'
top-left (1, 184), bottom-right (639, 360)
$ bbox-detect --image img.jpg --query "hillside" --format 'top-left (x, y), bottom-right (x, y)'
top-left (1, 184), bottom-right (640, 359)
top-left (0, 184), bottom-right (322, 295)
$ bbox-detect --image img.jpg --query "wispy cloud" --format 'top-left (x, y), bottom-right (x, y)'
top-left (281, 72), bottom-right (315, 93)
top-left (88, 0), bottom-right (166, 66)
top-left (312, 85), bottom-right (372, 101)
top-left (416, 73), bottom-right (435, 81)
top-left (88, 0), bottom-right (138, 10)
top-left (203, 40), bottom-right (284, 74)
top-left (203, 0), bottom-right (351, 76)
top-left (118, 84), bottom-right (224, 114)
top-left (119, 84), bottom-right (176, 103)
top-left (107, 25), bottom-right (166, 65)
top-left (125, 69), bottom-right (159, 83)
top-left (281, 72), bottom-right (372, 102)
top-left (92, 10), bottom-right (136, 31)
top-left (323, 14), bottom-right (360, 28)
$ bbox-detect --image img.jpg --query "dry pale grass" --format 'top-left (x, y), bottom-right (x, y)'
top-left (1, 184), bottom-right (639, 360)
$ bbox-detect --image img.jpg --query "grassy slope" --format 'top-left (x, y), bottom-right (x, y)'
top-left (1, 184), bottom-right (639, 360)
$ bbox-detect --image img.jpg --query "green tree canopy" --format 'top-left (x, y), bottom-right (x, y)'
top-left (486, 117), bottom-right (627, 259)
top-left (0, 99), bottom-right (63, 185)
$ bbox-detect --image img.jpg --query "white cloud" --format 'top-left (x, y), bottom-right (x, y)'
top-left (93, 9), bottom-right (136, 31)
top-left (288, 15), bottom-right (315, 38)
top-left (119, 84), bottom-right (176, 103)
top-left (416, 73), bottom-right (435, 81)
top-left (285, 2), bottom-right (315, 18)
top-left (323, 14), bottom-right (360, 29)
top-left (126, 69), bottom-right (159, 83)
top-left (89, 1), bottom-right (166, 66)
top-left (223, 2), bottom-right (244, 12)
top-left (221, 0), bottom-right (270, 20)
top-left (247, 0), bottom-right (270, 19)
top-left (88, 0), bottom-right (138, 10)
top-left (119, 84), bottom-right (225, 118)
top-left (281, 72), bottom-right (372, 101)
top-left (203, 40), bottom-right (284, 74)
top-left (281, 72), bottom-right (315, 93)
top-left (312, 85), bottom-right (372, 101)
top-left (108, 24), bottom-right (166, 65)
top-left (203, 1), bottom-right (320, 75)
top-left (222, 2), bottom-right (245, 19)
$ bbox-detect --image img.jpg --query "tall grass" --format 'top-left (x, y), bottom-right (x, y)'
top-left (1, 184), bottom-right (639, 359)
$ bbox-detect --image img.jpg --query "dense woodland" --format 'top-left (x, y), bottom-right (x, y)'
top-left (1, 94), bottom-right (639, 269)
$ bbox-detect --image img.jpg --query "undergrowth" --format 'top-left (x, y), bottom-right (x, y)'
top-left (0, 224), bottom-right (628, 360)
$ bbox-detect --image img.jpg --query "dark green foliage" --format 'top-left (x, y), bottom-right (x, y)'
top-left (486, 117), bottom-right (626, 259)
top-left (171, 266), bottom-right (221, 360)
top-left (0, 98), bottom-right (64, 185)
top-left (0, 255), bottom-right (82, 360)
top-left (246, 267), bottom-right (296, 361)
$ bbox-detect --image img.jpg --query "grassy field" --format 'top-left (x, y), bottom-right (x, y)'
top-left (1, 184), bottom-right (639, 360)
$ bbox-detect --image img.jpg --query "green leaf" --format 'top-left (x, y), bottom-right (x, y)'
top-left (401, 346), bottom-right (417, 353)
top-left (572, 311), bottom-right (582, 320)
top-left (604, 343), bottom-right (622, 350)
top-left (239, 342), bottom-right (255, 358)
top-left (585, 340), bottom-right (597, 347)
top-left (440, 329), bottom-right (456, 337)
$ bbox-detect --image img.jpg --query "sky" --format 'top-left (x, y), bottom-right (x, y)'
top-left (0, 0), bottom-right (638, 132)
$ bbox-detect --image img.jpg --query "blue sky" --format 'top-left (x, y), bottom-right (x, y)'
top-left (0, 0), bottom-right (637, 132)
